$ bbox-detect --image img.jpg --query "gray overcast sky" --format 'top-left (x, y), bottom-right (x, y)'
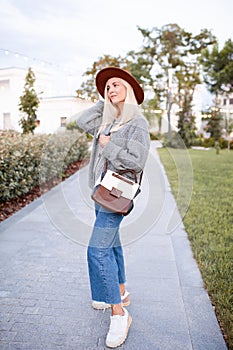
top-left (0, 0), bottom-right (232, 92)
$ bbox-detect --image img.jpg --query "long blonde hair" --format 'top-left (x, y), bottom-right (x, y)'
top-left (98, 78), bottom-right (141, 133)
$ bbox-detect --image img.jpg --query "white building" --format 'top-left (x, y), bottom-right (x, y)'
top-left (1, 66), bottom-right (220, 136)
top-left (218, 93), bottom-right (233, 138)
top-left (219, 94), bottom-right (233, 120)
top-left (0, 67), bottom-right (93, 133)
top-left (36, 96), bottom-right (93, 134)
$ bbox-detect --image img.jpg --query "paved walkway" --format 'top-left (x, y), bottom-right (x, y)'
top-left (0, 143), bottom-right (227, 350)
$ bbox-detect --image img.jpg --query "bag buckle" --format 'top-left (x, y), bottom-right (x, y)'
top-left (110, 187), bottom-right (123, 198)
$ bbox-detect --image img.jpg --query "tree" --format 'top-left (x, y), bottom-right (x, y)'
top-left (143, 97), bottom-right (162, 133)
top-left (127, 24), bottom-right (215, 146)
top-left (76, 53), bottom-right (163, 129)
top-left (202, 106), bottom-right (223, 140)
top-left (176, 63), bottom-right (200, 146)
top-left (199, 39), bottom-right (233, 144)
top-left (200, 39), bottom-right (233, 94)
top-left (76, 24), bottom-right (216, 146)
top-left (19, 67), bottom-right (40, 134)
top-left (76, 54), bottom-right (129, 102)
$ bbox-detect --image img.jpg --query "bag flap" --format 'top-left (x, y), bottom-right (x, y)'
top-left (100, 170), bottom-right (139, 199)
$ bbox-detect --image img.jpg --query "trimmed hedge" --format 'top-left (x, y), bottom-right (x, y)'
top-left (192, 137), bottom-right (233, 149)
top-left (0, 130), bottom-right (89, 202)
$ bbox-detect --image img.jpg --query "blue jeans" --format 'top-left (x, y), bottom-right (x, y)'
top-left (87, 202), bottom-right (126, 304)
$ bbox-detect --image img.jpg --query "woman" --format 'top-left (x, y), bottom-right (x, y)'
top-left (77, 67), bottom-right (150, 348)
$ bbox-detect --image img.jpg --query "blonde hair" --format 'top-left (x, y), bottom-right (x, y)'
top-left (98, 78), bottom-right (141, 133)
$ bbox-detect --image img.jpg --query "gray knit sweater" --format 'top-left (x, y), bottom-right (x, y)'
top-left (76, 101), bottom-right (150, 189)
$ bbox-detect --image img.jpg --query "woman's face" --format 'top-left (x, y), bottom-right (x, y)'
top-left (106, 78), bottom-right (127, 105)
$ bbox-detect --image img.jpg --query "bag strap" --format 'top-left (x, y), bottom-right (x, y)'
top-left (103, 160), bottom-right (143, 185)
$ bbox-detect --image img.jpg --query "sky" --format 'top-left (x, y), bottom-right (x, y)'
top-left (0, 0), bottom-right (232, 95)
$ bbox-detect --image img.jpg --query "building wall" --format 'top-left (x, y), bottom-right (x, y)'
top-left (219, 93), bottom-right (233, 120)
top-left (219, 93), bottom-right (233, 138)
top-left (0, 67), bottom-right (93, 134)
top-left (36, 96), bottom-right (93, 134)
top-left (0, 67), bottom-right (25, 130)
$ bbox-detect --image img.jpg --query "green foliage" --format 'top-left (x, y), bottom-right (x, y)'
top-left (66, 120), bottom-right (81, 131)
top-left (132, 24), bottom-right (215, 148)
top-left (149, 132), bottom-right (159, 140)
top-left (136, 24), bottom-right (215, 70)
top-left (66, 121), bottom-right (93, 141)
top-left (200, 39), bottom-right (233, 94)
top-left (142, 98), bottom-right (162, 132)
top-left (202, 107), bottom-right (223, 140)
top-left (39, 131), bottom-right (89, 185)
top-left (191, 136), bottom-right (233, 149)
top-left (76, 24), bottom-right (215, 147)
top-left (158, 148), bottom-right (233, 348)
top-left (178, 113), bottom-right (197, 147)
top-left (0, 131), bottom-right (89, 202)
top-left (201, 137), bottom-right (216, 148)
top-left (76, 54), bottom-right (129, 101)
top-left (161, 130), bottom-right (187, 149)
top-left (18, 67), bottom-right (41, 134)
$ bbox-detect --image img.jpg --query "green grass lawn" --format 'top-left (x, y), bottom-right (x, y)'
top-left (158, 147), bottom-right (233, 349)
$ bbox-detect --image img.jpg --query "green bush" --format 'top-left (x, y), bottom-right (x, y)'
top-left (191, 137), bottom-right (203, 147)
top-left (194, 137), bottom-right (233, 150)
top-left (218, 137), bottom-right (233, 150)
top-left (161, 131), bottom-right (187, 149)
top-left (202, 137), bottom-right (215, 148)
top-left (0, 130), bottom-right (89, 202)
top-left (39, 131), bottom-right (89, 184)
top-left (149, 132), bottom-right (160, 140)
top-left (66, 120), bottom-right (81, 131)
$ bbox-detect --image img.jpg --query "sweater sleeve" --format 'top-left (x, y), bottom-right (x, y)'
top-left (101, 118), bottom-right (150, 173)
top-left (76, 100), bottom-right (104, 135)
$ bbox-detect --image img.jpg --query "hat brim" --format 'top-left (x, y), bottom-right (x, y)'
top-left (96, 67), bottom-right (144, 105)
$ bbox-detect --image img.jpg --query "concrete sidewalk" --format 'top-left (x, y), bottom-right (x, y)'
top-left (0, 144), bottom-right (227, 350)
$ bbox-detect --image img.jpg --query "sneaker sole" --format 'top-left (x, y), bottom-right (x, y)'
top-left (106, 314), bottom-right (132, 348)
top-left (92, 303), bottom-right (111, 310)
top-left (92, 300), bottom-right (130, 310)
top-left (122, 299), bottom-right (130, 307)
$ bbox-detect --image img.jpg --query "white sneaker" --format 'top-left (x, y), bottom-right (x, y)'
top-left (121, 290), bottom-right (130, 307)
top-left (92, 290), bottom-right (130, 310)
top-left (92, 301), bottom-right (111, 310)
top-left (106, 307), bottom-right (132, 348)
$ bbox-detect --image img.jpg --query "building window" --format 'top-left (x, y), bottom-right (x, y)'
top-left (3, 113), bottom-right (11, 129)
top-left (60, 117), bottom-right (67, 127)
top-left (223, 99), bottom-right (227, 105)
top-left (229, 98), bottom-right (233, 105)
top-left (0, 79), bottom-right (10, 90)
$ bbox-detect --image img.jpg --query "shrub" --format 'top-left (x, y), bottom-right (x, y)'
top-left (196, 137), bottom-right (233, 149)
top-left (161, 131), bottom-right (187, 149)
top-left (39, 131), bottom-right (89, 184)
top-left (218, 138), bottom-right (229, 149)
top-left (0, 131), bottom-right (89, 202)
top-left (202, 137), bottom-right (215, 148)
top-left (66, 120), bottom-right (81, 131)
top-left (191, 137), bottom-right (204, 147)
top-left (149, 132), bottom-right (159, 140)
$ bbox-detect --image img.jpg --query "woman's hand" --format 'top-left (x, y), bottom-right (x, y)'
top-left (99, 135), bottom-right (110, 148)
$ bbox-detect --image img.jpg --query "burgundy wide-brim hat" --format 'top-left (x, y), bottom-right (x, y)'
top-left (96, 66), bottom-right (144, 104)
